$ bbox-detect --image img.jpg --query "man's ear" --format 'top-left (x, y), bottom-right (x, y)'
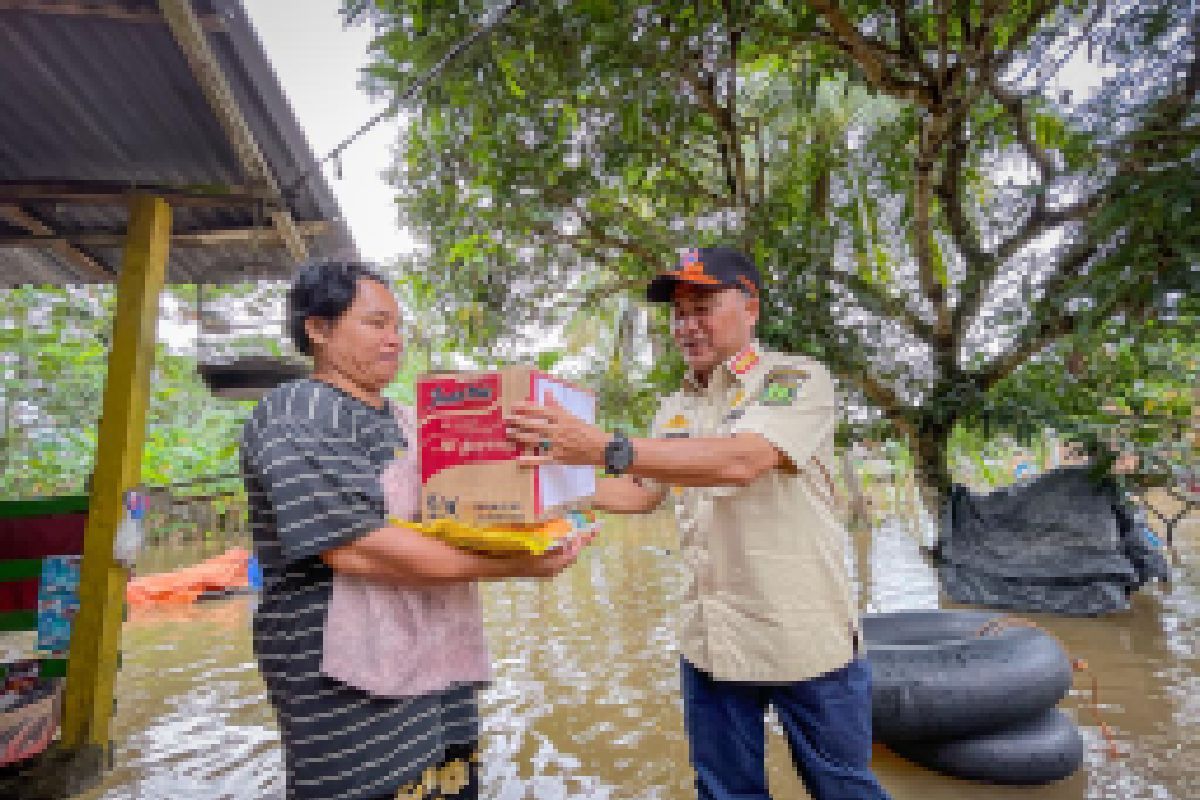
top-left (744, 293), bottom-right (760, 329)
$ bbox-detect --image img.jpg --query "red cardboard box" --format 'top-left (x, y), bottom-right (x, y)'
top-left (416, 367), bottom-right (596, 525)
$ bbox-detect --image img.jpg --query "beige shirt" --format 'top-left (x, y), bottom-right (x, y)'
top-left (648, 342), bottom-right (858, 682)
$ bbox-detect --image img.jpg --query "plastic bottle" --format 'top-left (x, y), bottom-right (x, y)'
top-left (113, 489), bottom-right (147, 569)
top-left (247, 552), bottom-right (263, 591)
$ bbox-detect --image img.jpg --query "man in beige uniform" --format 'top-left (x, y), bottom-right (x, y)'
top-left (507, 247), bottom-right (890, 800)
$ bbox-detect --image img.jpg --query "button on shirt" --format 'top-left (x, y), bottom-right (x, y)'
top-left (649, 343), bottom-right (858, 683)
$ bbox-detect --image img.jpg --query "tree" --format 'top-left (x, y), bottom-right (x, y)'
top-left (350, 0), bottom-right (1198, 513)
top-left (0, 285), bottom-right (253, 498)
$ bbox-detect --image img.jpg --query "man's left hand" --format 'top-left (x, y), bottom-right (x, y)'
top-left (507, 392), bottom-right (607, 467)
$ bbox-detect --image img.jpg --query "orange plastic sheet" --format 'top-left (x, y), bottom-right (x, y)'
top-left (125, 548), bottom-right (249, 607)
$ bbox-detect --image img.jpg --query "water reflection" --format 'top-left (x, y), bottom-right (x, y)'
top-left (73, 512), bottom-right (1197, 799)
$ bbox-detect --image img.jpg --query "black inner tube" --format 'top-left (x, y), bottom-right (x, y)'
top-left (887, 707), bottom-right (1084, 785)
top-left (864, 610), bottom-right (1073, 742)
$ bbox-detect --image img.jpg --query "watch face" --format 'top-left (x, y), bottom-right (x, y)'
top-left (606, 434), bottom-right (633, 475)
top-left (615, 442), bottom-right (633, 470)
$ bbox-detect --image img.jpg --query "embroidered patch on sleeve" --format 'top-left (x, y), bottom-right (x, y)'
top-left (724, 389), bottom-right (748, 422)
top-left (662, 413), bottom-right (690, 437)
top-left (729, 347), bottom-right (760, 375)
top-left (758, 368), bottom-right (809, 405)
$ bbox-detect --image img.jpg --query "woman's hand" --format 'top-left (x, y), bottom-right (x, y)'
top-left (502, 528), bottom-right (597, 579)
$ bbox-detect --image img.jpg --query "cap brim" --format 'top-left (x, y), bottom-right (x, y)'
top-left (646, 271), bottom-right (725, 302)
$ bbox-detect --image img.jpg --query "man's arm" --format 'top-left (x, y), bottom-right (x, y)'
top-left (508, 367), bottom-right (834, 491)
top-left (622, 433), bottom-right (785, 487)
top-left (507, 396), bottom-right (786, 488)
top-left (591, 475), bottom-right (669, 513)
top-left (322, 525), bottom-right (591, 585)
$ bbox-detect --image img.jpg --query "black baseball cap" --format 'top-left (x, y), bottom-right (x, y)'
top-left (646, 246), bottom-right (762, 303)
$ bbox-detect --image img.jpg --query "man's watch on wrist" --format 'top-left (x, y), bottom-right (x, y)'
top-left (604, 429), bottom-right (635, 476)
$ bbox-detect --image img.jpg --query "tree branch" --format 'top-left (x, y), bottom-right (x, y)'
top-left (936, 120), bottom-right (984, 264)
top-left (974, 235), bottom-right (1104, 391)
top-left (676, 64), bottom-right (745, 203)
top-left (838, 366), bottom-right (917, 442)
top-left (649, 143), bottom-right (729, 205)
top-left (883, 0), bottom-right (937, 85)
top-left (952, 187), bottom-right (1104, 338)
top-left (832, 270), bottom-right (934, 341)
top-left (819, 335), bottom-right (916, 440)
top-left (723, 0), bottom-right (748, 208)
top-left (995, 0), bottom-right (1058, 68)
top-left (526, 213), bottom-right (658, 265)
top-left (937, 0), bottom-right (950, 99)
top-left (803, 0), bottom-right (892, 84)
top-left (913, 121), bottom-right (950, 334)
top-left (988, 77), bottom-right (1057, 178)
top-left (784, 1), bottom-right (936, 106)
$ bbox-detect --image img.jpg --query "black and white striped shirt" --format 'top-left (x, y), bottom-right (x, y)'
top-left (241, 379), bottom-right (477, 800)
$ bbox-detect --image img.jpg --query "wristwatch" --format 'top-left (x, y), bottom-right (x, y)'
top-left (604, 429), bottom-right (635, 476)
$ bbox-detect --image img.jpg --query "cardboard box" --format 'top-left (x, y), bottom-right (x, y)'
top-left (416, 367), bottom-right (597, 525)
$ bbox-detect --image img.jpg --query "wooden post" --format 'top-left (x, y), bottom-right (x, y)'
top-left (60, 195), bottom-right (169, 752)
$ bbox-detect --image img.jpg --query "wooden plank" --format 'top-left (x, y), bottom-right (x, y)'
top-left (0, 578), bottom-right (40, 613)
top-left (59, 195), bottom-right (169, 752)
top-left (40, 659), bottom-right (68, 678)
top-left (0, 180), bottom-right (271, 207)
top-left (0, 1), bottom-right (227, 30)
top-left (0, 560), bottom-right (42, 582)
top-left (158, 0), bottom-right (309, 262)
top-left (0, 205), bottom-right (111, 280)
top-left (0, 220), bottom-right (330, 248)
top-left (0, 496), bottom-right (88, 519)
top-left (0, 610), bottom-right (38, 631)
top-left (0, 515), bottom-right (87, 559)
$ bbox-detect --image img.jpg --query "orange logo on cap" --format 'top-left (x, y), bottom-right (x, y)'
top-left (680, 249), bottom-right (706, 277)
top-left (672, 248), bottom-right (721, 286)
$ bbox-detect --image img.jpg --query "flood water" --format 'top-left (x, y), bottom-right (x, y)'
top-left (71, 509), bottom-right (1199, 800)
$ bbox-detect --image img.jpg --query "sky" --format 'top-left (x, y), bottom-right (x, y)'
top-left (160, 1), bottom-right (413, 349)
top-left (242, 0), bottom-right (416, 262)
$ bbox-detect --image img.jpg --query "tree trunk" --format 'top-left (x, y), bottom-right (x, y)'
top-left (840, 447), bottom-right (871, 531)
top-left (910, 425), bottom-right (953, 549)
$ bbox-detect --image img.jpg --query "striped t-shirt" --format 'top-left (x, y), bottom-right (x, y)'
top-left (241, 379), bottom-right (478, 800)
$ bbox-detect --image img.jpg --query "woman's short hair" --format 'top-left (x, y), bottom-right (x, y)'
top-left (287, 260), bottom-right (389, 356)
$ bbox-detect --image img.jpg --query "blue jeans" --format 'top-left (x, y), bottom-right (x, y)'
top-left (680, 657), bottom-right (891, 800)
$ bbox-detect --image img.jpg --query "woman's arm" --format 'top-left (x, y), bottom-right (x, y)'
top-left (591, 476), bottom-right (668, 513)
top-left (321, 524), bottom-right (591, 585)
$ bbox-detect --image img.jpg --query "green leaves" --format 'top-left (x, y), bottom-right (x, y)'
top-left (348, 0), bottom-right (1196, 498)
top-left (0, 286), bottom-right (254, 499)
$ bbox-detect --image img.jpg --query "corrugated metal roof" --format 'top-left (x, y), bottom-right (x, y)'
top-left (0, 0), bottom-right (356, 285)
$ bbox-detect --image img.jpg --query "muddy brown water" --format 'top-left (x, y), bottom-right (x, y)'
top-left (71, 511), bottom-right (1198, 800)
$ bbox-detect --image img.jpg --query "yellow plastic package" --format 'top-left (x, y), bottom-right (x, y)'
top-left (390, 510), bottom-right (597, 555)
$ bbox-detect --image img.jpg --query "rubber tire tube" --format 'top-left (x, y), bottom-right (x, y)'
top-left (886, 708), bottom-right (1085, 785)
top-left (864, 610), bottom-right (1073, 741)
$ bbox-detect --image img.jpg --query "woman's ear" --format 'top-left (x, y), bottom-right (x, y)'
top-left (305, 316), bottom-right (330, 351)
